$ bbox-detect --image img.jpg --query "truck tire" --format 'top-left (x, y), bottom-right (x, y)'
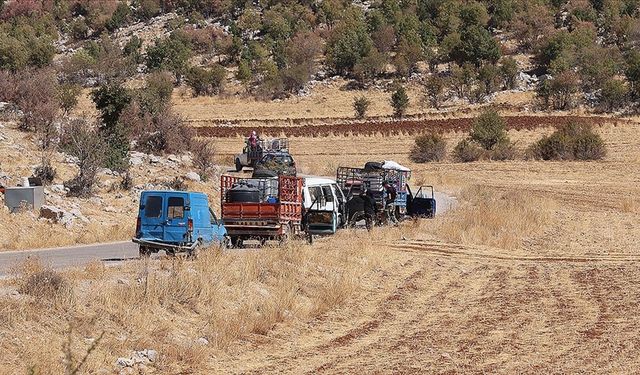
top-left (231, 236), bottom-right (243, 248)
top-left (235, 158), bottom-right (243, 172)
top-left (139, 246), bottom-right (151, 258)
top-left (189, 240), bottom-right (203, 259)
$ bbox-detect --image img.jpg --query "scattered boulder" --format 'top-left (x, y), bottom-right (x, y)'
top-left (115, 349), bottom-right (158, 370)
top-left (50, 184), bottom-right (67, 194)
top-left (130, 157), bottom-right (143, 166)
top-left (167, 155), bottom-right (180, 163)
top-left (104, 206), bottom-right (117, 213)
top-left (196, 337), bottom-right (209, 346)
top-left (184, 172), bottom-right (201, 182)
top-left (40, 205), bottom-right (64, 221)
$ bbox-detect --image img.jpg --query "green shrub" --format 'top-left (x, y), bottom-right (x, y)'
top-left (453, 139), bottom-right (483, 162)
top-left (353, 95), bottom-right (370, 119)
top-left (490, 140), bottom-right (516, 160)
top-left (470, 109), bottom-right (509, 150)
top-left (529, 122), bottom-right (606, 160)
top-left (391, 85), bottom-right (409, 118)
top-left (186, 65), bottom-right (226, 96)
top-left (599, 79), bottom-right (628, 111)
top-left (410, 133), bottom-right (447, 163)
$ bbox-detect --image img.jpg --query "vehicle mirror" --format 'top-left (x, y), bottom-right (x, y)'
top-left (140, 204), bottom-right (145, 209)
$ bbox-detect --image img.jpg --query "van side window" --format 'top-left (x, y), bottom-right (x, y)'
top-left (168, 197), bottom-right (185, 219)
top-left (322, 186), bottom-right (334, 202)
top-left (145, 196), bottom-right (163, 218)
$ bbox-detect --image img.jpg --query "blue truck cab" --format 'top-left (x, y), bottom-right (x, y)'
top-left (133, 190), bottom-right (228, 257)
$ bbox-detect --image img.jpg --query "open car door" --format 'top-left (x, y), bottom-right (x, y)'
top-left (407, 185), bottom-right (437, 218)
top-left (305, 186), bottom-right (338, 235)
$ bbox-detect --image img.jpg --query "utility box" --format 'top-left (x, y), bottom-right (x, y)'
top-left (4, 186), bottom-right (44, 213)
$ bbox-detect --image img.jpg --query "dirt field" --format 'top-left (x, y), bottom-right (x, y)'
top-left (207, 120), bottom-right (640, 373)
top-left (1, 116), bottom-right (639, 373)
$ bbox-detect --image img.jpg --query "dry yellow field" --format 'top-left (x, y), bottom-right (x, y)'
top-left (2, 116), bottom-right (639, 373)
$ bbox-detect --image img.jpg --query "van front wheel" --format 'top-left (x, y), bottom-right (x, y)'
top-left (139, 246), bottom-right (151, 258)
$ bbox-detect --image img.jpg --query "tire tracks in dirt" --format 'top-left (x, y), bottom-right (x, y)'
top-left (388, 239), bottom-right (640, 264)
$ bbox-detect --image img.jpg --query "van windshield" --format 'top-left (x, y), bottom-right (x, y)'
top-left (145, 196), bottom-right (162, 218)
top-left (168, 197), bottom-right (185, 219)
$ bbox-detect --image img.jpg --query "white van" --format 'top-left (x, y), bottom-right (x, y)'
top-left (302, 177), bottom-right (346, 235)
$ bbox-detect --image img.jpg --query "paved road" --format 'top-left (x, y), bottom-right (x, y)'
top-left (0, 191), bottom-right (457, 277)
top-left (0, 241), bottom-right (138, 277)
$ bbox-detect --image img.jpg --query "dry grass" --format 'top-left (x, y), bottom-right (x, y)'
top-left (437, 186), bottom-right (557, 250)
top-left (0, 208), bottom-right (131, 250)
top-left (0, 232), bottom-right (384, 374)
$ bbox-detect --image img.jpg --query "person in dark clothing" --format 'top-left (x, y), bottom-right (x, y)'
top-left (383, 181), bottom-right (398, 225)
top-left (344, 189), bottom-right (375, 230)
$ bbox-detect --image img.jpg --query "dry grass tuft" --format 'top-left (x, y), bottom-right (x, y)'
top-left (438, 186), bottom-right (557, 250)
top-left (0, 235), bottom-right (383, 373)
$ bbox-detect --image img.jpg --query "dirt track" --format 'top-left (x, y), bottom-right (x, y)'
top-left (196, 115), bottom-right (623, 138)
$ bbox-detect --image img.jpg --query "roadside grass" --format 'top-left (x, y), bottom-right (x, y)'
top-left (437, 186), bottom-right (557, 250)
top-left (0, 231), bottom-right (384, 373)
top-left (0, 208), bottom-right (131, 250)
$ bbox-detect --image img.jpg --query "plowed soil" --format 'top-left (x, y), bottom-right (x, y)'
top-left (196, 115), bottom-right (625, 138)
top-left (206, 119), bottom-right (640, 373)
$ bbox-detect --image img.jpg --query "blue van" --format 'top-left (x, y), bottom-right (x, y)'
top-left (133, 191), bottom-right (228, 257)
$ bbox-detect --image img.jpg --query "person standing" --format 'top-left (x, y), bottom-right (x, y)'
top-left (383, 181), bottom-right (398, 225)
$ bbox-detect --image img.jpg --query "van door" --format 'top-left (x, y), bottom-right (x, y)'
top-left (164, 193), bottom-right (190, 243)
top-left (306, 185), bottom-right (338, 235)
top-left (140, 193), bottom-right (165, 240)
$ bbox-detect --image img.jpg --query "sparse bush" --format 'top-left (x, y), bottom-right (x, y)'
top-left (58, 83), bottom-right (82, 115)
top-left (61, 119), bottom-right (106, 197)
top-left (500, 56), bottom-right (518, 90)
top-left (410, 133), bottom-right (447, 163)
top-left (34, 160), bottom-right (56, 185)
top-left (424, 75), bottom-right (447, 110)
top-left (391, 85), bottom-right (409, 118)
top-left (353, 47), bottom-right (386, 84)
top-left (166, 176), bottom-right (187, 191)
top-left (139, 70), bottom-right (174, 115)
top-left (186, 65), bottom-right (226, 96)
top-left (453, 139), bottom-right (483, 162)
top-left (137, 108), bottom-right (193, 154)
top-left (120, 171), bottom-right (134, 191)
top-left (19, 267), bottom-right (70, 300)
top-left (478, 63), bottom-right (500, 95)
top-left (146, 34), bottom-right (192, 83)
top-left (599, 79), bottom-right (629, 111)
top-left (353, 95), bottom-right (370, 119)
top-left (450, 62), bottom-right (477, 99)
top-left (490, 140), bottom-right (516, 160)
top-left (92, 82), bottom-right (132, 171)
top-left (14, 68), bottom-right (60, 132)
top-left (470, 109), bottom-right (509, 150)
top-left (528, 122), bottom-right (606, 160)
top-left (538, 71), bottom-right (580, 110)
top-left (191, 139), bottom-right (216, 182)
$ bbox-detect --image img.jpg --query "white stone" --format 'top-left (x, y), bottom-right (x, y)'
top-left (184, 172), bottom-right (201, 182)
top-left (116, 357), bottom-right (134, 367)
